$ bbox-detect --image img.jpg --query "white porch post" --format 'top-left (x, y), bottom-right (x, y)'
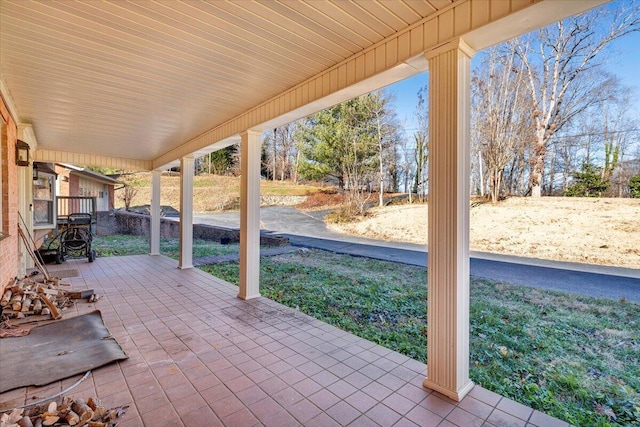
top-left (238, 130), bottom-right (261, 300)
top-left (179, 157), bottom-right (194, 269)
top-left (149, 170), bottom-right (161, 256)
top-left (423, 39), bottom-right (475, 402)
top-left (17, 165), bottom-right (33, 275)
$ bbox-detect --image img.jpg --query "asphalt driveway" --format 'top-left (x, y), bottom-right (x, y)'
top-left (193, 206), bottom-right (640, 303)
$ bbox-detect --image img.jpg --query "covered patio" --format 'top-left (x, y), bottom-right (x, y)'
top-left (1, 255), bottom-right (568, 427)
top-left (1, 0), bottom-right (609, 424)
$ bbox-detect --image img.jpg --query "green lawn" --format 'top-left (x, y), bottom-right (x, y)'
top-left (200, 251), bottom-right (639, 427)
top-left (92, 237), bottom-right (639, 426)
top-left (92, 234), bottom-right (238, 259)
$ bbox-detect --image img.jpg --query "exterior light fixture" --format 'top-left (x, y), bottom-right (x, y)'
top-left (33, 163), bottom-right (39, 180)
top-left (16, 140), bottom-right (30, 166)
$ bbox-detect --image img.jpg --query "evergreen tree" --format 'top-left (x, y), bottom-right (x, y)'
top-left (564, 163), bottom-right (609, 197)
top-left (297, 94), bottom-right (384, 190)
top-left (630, 175), bottom-right (640, 198)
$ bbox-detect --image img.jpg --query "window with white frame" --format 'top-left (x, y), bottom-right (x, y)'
top-left (33, 172), bottom-right (55, 226)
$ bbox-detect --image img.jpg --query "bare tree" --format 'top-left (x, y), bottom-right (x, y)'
top-left (362, 90), bottom-right (401, 207)
top-left (472, 47), bottom-right (533, 202)
top-left (514, 3), bottom-right (640, 197)
top-left (263, 123), bottom-right (301, 182)
top-left (580, 82), bottom-right (638, 196)
top-left (118, 174), bottom-right (139, 211)
top-left (412, 85), bottom-right (429, 202)
top-left (397, 129), bottom-right (416, 202)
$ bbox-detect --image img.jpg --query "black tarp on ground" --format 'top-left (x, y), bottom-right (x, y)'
top-left (0, 310), bottom-right (127, 393)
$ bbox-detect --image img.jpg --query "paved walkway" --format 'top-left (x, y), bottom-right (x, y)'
top-left (193, 207), bottom-right (640, 304)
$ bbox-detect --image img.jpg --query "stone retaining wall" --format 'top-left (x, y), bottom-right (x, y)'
top-left (96, 211), bottom-right (288, 246)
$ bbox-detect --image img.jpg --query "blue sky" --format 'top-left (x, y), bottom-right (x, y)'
top-left (387, 25), bottom-right (640, 133)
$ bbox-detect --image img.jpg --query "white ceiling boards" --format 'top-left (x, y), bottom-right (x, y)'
top-left (0, 0), bottom-right (603, 170)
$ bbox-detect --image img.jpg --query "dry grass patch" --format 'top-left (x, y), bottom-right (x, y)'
top-left (115, 173), bottom-right (325, 213)
top-left (329, 197), bottom-right (640, 269)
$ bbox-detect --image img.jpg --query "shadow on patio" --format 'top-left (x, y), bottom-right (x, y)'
top-left (0, 255), bottom-right (568, 427)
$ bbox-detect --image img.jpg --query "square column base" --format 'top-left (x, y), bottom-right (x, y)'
top-left (423, 378), bottom-right (474, 402)
top-left (237, 292), bottom-right (261, 301)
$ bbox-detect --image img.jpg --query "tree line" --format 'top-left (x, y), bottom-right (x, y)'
top-left (197, 2), bottom-right (640, 206)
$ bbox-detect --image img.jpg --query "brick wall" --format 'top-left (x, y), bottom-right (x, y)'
top-left (1, 97), bottom-right (19, 292)
top-left (69, 173), bottom-right (79, 195)
top-left (96, 211), bottom-right (288, 247)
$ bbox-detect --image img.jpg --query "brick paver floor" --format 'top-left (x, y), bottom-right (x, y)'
top-left (0, 255), bottom-right (570, 427)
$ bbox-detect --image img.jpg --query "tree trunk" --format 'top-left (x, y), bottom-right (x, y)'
top-left (272, 129), bottom-right (277, 182)
top-left (530, 136), bottom-right (546, 197)
top-left (478, 151), bottom-right (485, 197)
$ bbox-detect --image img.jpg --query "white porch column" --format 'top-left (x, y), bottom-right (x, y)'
top-left (423, 39), bottom-right (475, 402)
top-left (17, 165), bottom-right (33, 275)
top-left (179, 157), bottom-right (194, 269)
top-left (149, 170), bottom-right (161, 256)
top-left (238, 130), bottom-right (261, 300)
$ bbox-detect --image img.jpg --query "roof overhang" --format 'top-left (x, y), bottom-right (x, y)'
top-left (58, 163), bottom-right (121, 185)
top-left (0, 0), bottom-right (607, 171)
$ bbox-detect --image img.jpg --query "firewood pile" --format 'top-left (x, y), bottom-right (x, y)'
top-left (0, 276), bottom-right (97, 334)
top-left (0, 397), bottom-right (127, 427)
top-left (0, 277), bottom-right (72, 323)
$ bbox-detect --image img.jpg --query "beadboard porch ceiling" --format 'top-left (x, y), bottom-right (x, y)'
top-left (0, 0), bottom-right (604, 169)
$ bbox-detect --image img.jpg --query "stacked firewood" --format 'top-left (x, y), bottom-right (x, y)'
top-left (0, 397), bottom-right (127, 427)
top-left (0, 277), bottom-right (74, 323)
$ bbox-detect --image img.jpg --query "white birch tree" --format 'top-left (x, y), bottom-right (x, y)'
top-left (514, 2), bottom-right (640, 197)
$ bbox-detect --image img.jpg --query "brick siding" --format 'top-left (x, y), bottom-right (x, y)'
top-left (1, 97), bottom-right (19, 292)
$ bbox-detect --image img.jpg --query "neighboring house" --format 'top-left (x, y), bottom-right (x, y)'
top-left (56, 163), bottom-right (118, 212)
top-left (31, 162), bottom-right (119, 244)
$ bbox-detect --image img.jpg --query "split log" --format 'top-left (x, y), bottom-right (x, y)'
top-left (92, 407), bottom-right (106, 421)
top-left (85, 398), bottom-right (106, 422)
top-left (41, 415), bottom-right (59, 426)
top-left (86, 398), bottom-right (96, 411)
top-left (20, 297), bottom-right (33, 312)
top-left (32, 299), bottom-right (42, 314)
top-left (2, 408), bottom-right (23, 424)
top-left (46, 403), bottom-right (56, 414)
top-left (1, 289), bottom-right (12, 306)
top-left (17, 416), bottom-right (34, 427)
top-left (10, 294), bottom-right (23, 311)
top-left (71, 399), bottom-right (93, 424)
top-left (36, 288), bottom-right (58, 297)
top-left (37, 294), bottom-right (61, 320)
top-left (67, 290), bottom-right (94, 300)
top-left (63, 410), bottom-right (79, 426)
